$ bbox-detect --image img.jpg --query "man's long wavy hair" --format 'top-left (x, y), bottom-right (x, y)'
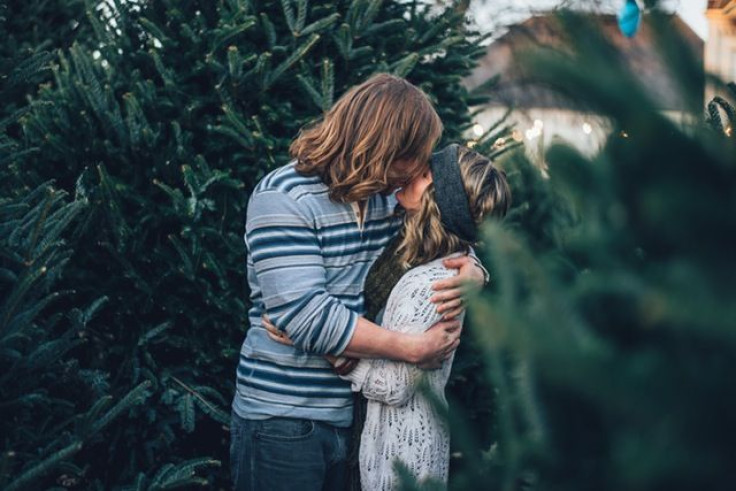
top-left (290, 73), bottom-right (442, 203)
top-left (397, 146), bottom-right (512, 268)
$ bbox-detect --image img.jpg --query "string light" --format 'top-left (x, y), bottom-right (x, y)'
top-left (582, 122), bottom-right (592, 135)
top-left (472, 123), bottom-right (484, 137)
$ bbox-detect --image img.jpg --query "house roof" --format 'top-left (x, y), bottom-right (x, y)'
top-left (707, 0), bottom-right (736, 17)
top-left (708, 1), bottom-right (732, 9)
top-left (465, 13), bottom-right (704, 111)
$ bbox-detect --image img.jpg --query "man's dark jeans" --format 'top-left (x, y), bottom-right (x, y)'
top-left (230, 410), bottom-right (351, 491)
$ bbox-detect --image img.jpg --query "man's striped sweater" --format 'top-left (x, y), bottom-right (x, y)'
top-left (232, 162), bottom-right (401, 427)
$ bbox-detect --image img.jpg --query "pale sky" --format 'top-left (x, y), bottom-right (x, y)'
top-left (470, 0), bottom-right (709, 39)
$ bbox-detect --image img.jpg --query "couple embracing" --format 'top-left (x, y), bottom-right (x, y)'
top-left (230, 73), bottom-right (511, 490)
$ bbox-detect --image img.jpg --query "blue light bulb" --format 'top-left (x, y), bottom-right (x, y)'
top-left (618, 0), bottom-right (641, 38)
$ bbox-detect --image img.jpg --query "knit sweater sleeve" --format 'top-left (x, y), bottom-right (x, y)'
top-left (342, 262), bottom-right (457, 406)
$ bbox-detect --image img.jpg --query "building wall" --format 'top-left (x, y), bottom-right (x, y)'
top-left (705, 1), bottom-right (736, 102)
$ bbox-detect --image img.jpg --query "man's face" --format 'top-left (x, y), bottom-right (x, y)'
top-left (385, 159), bottom-right (428, 193)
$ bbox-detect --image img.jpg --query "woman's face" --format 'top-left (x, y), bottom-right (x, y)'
top-left (396, 170), bottom-right (433, 214)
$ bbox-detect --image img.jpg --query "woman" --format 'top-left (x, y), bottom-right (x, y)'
top-left (338, 143), bottom-right (511, 490)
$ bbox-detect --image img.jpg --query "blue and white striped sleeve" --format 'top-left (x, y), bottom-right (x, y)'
top-left (245, 189), bottom-right (357, 356)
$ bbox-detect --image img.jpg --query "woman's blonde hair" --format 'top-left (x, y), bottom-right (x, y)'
top-left (290, 73), bottom-right (442, 203)
top-left (397, 146), bottom-right (512, 268)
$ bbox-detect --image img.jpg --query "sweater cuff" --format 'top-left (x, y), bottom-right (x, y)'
top-left (339, 359), bottom-right (372, 392)
top-left (469, 249), bottom-right (490, 285)
top-left (329, 309), bottom-right (359, 356)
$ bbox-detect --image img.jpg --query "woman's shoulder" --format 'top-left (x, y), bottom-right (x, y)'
top-left (382, 254), bottom-right (463, 324)
top-left (409, 252), bottom-right (464, 276)
top-left (393, 253), bottom-right (462, 293)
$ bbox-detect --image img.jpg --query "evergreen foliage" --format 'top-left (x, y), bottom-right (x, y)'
top-left (464, 9), bottom-right (736, 491)
top-left (3, 0), bottom-right (495, 486)
top-left (0, 0), bottom-right (90, 124)
top-left (0, 181), bottom-right (159, 490)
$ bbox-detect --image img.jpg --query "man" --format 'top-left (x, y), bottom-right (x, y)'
top-left (230, 74), bottom-right (485, 490)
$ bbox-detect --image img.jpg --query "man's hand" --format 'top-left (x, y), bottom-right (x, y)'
top-left (262, 315), bottom-right (294, 346)
top-left (430, 255), bottom-right (486, 320)
top-left (410, 319), bottom-right (462, 369)
top-left (324, 355), bottom-right (360, 376)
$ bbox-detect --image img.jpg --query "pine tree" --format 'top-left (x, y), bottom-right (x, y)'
top-left (463, 8), bottom-right (736, 491)
top-left (5, 0), bottom-right (497, 486)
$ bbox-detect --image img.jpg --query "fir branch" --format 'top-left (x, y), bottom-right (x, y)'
top-left (209, 17), bottom-right (257, 55)
top-left (138, 17), bottom-right (174, 49)
top-left (5, 440), bottom-right (83, 491)
top-left (137, 321), bottom-right (172, 346)
top-left (260, 13), bottom-right (277, 49)
top-left (167, 234), bottom-right (195, 279)
top-left (209, 124), bottom-right (255, 149)
top-left (362, 18), bottom-right (405, 38)
top-left (96, 163), bottom-right (130, 248)
top-left (32, 200), bottom-right (85, 260)
top-left (332, 23), bottom-right (352, 60)
top-left (149, 458), bottom-right (219, 490)
top-left (88, 380), bottom-right (152, 436)
top-left (266, 33), bottom-right (321, 89)
top-left (1, 264), bottom-right (51, 339)
top-left (227, 46), bottom-right (242, 79)
top-left (320, 58), bottom-right (334, 111)
top-left (294, 0), bottom-right (307, 35)
top-left (300, 13), bottom-right (341, 37)
top-left (280, 0), bottom-right (296, 33)
top-left (3, 51), bottom-right (55, 91)
top-left (220, 104), bottom-right (255, 146)
top-left (390, 53), bottom-right (419, 78)
top-left (354, 0), bottom-right (383, 34)
top-left (296, 74), bottom-right (323, 110)
top-left (170, 376), bottom-right (228, 425)
top-left (177, 393), bottom-right (196, 433)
